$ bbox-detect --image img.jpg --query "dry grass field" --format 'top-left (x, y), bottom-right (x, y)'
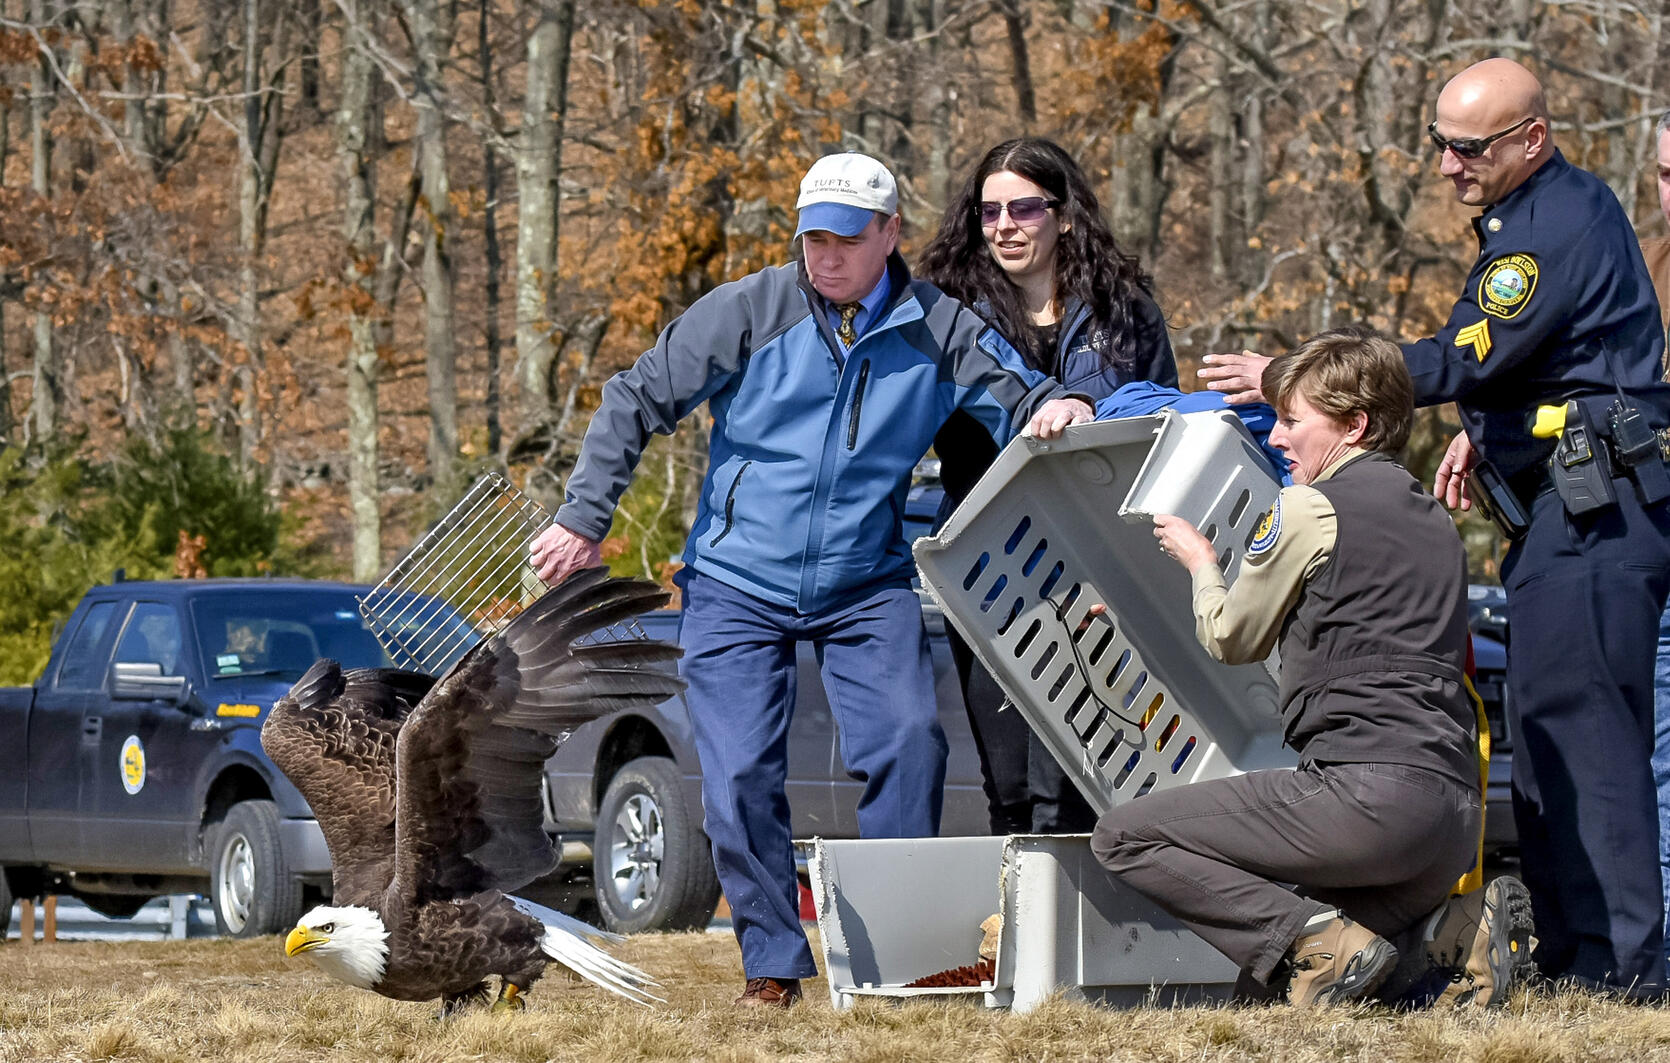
top-left (3, 930), bottom-right (1670, 1063)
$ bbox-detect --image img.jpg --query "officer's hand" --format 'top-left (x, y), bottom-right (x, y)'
top-left (1153, 514), bottom-right (1216, 574)
top-left (529, 523), bottom-right (603, 586)
top-left (1198, 350), bottom-right (1272, 405)
top-left (1433, 430), bottom-right (1478, 511)
top-left (1026, 397), bottom-right (1094, 440)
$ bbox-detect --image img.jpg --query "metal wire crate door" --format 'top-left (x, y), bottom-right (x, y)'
top-left (358, 473), bottom-right (559, 675)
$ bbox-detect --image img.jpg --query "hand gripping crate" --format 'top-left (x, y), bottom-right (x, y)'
top-left (806, 834), bottom-right (1239, 1012)
top-left (913, 410), bottom-right (1295, 814)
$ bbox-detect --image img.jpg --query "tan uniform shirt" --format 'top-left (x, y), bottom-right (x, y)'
top-left (1188, 448), bottom-right (1363, 665)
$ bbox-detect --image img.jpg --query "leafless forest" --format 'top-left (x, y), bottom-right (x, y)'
top-left (3, 0), bottom-right (1668, 584)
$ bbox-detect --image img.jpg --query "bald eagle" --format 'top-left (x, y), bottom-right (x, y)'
top-left (262, 568), bottom-right (684, 1013)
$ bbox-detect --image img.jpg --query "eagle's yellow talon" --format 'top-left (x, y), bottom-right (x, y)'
top-left (492, 983), bottom-right (526, 1012)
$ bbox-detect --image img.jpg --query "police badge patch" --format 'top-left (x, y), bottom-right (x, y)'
top-left (1477, 253), bottom-right (1539, 319)
top-left (1247, 498), bottom-right (1282, 557)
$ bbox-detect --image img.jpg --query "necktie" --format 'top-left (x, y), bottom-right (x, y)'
top-left (836, 302), bottom-right (860, 347)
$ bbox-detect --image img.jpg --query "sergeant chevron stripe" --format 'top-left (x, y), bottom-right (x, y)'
top-left (1455, 320), bottom-right (1492, 362)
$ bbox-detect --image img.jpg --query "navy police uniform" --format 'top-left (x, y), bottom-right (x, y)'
top-left (1402, 149), bottom-right (1670, 993)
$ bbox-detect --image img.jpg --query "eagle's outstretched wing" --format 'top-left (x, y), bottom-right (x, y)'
top-left (391, 568), bottom-right (684, 903)
top-left (262, 664), bottom-right (436, 906)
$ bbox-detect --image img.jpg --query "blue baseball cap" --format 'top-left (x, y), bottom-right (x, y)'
top-left (794, 153), bottom-right (898, 238)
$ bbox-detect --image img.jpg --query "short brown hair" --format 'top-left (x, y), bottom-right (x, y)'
top-left (1260, 325), bottom-right (1414, 453)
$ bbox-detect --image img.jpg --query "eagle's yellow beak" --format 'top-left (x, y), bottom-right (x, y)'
top-left (285, 925), bottom-right (326, 957)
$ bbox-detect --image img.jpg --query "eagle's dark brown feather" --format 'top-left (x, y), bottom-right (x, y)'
top-left (391, 568), bottom-right (684, 904)
top-left (264, 567), bottom-right (683, 923)
top-left (263, 666), bottom-right (436, 906)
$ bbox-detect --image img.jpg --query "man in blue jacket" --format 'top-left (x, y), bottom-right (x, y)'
top-left (530, 153), bottom-right (1091, 1007)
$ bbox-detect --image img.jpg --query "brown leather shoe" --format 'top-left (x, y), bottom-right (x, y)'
top-left (735, 977), bottom-right (803, 1008)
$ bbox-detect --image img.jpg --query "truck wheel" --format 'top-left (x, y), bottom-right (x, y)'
top-left (0, 871), bottom-right (11, 939)
top-left (594, 756), bottom-right (720, 933)
top-left (211, 800), bottom-right (304, 938)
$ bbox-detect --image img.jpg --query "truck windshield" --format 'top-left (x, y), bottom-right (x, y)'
top-left (191, 590), bottom-right (476, 681)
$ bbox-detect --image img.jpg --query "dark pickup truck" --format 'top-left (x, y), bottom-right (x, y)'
top-left (0, 577), bottom-right (468, 940)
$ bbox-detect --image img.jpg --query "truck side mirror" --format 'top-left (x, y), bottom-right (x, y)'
top-left (111, 661), bottom-right (190, 705)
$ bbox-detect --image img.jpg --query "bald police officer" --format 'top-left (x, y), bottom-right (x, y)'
top-left (1201, 58), bottom-right (1670, 998)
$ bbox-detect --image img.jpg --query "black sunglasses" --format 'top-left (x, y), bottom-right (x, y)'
top-left (978, 197), bottom-right (1058, 226)
top-left (1426, 116), bottom-right (1535, 160)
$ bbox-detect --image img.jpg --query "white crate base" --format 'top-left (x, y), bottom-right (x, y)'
top-left (806, 835), bottom-right (1238, 1012)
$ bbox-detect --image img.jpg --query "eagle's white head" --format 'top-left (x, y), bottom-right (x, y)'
top-left (284, 905), bottom-right (390, 989)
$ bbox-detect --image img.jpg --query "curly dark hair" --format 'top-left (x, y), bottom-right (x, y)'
top-left (917, 137), bottom-right (1154, 372)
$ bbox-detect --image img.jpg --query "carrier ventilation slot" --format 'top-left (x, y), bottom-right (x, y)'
top-left (980, 574), bottom-right (1008, 612)
top-left (1170, 735), bottom-right (1198, 774)
top-left (1112, 751), bottom-right (1141, 788)
top-left (1022, 539), bottom-right (1048, 577)
top-left (1004, 516), bottom-right (1031, 554)
top-left (1030, 641), bottom-right (1059, 681)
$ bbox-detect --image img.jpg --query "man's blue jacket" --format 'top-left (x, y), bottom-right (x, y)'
top-left (557, 252), bottom-right (1068, 612)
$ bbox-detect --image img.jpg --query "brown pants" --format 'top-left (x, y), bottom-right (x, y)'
top-left (1090, 761), bottom-right (1480, 984)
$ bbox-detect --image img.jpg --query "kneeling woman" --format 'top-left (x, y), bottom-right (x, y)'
top-left (1092, 327), bottom-right (1524, 1006)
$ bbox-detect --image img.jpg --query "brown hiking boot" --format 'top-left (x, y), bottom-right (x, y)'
top-left (735, 977), bottom-right (803, 1009)
top-left (1423, 875), bottom-right (1536, 1008)
top-left (1286, 916), bottom-right (1398, 1006)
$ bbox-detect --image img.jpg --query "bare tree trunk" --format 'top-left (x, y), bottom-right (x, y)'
top-left (0, 73), bottom-right (9, 445)
top-left (407, 0), bottom-right (459, 500)
top-left (29, 0), bottom-right (57, 445)
top-left (1208, 50), bottom-right (1231, 278)
top-left (883, 0), bottom-right (914, 189)
top-left (1239, 71), bottom-right (1267, 288)
top-left (235, 0), bottom-right (288, 468)
top-left (513, 0), bottom-right (575, 494)
top-left (1108, 101), bottom-right (1165, 261)
top-left (297, 0), bottom-right (323, 120)
top-left (998, 0), bottom-right (1035, 124)
top-left (917, 0), bottom-right (952, 212)
top-left (164, 277), bottom-right (193, 413)
top-left (479, 0), bottom-right (502, 461)
top-left (1239, 0), bottom-right (1269, 252)
top-left (112, 0), bottom-right (167, 440)
top-left (339, 1), bottom-right (384, 581)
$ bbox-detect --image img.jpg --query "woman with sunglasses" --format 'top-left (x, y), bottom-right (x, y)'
top-left (918, 137), bottom-right (1177, 834)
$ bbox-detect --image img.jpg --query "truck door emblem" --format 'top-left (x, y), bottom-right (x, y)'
top-left (120, 735), bottom-right (146, 795)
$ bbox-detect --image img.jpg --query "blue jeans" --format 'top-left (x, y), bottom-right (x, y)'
top-left (677, 571), bottom-right (946, 979)
top-left (1655, 601), bottom-right (1670, 953)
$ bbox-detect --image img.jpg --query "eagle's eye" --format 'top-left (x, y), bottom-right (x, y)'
top-left (319, 922), bottom-right (335, 933)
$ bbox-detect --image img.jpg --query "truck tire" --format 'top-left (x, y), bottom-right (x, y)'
top-left (210, 800), bottom-right (304, 938)
top-left (0, 871), bottom-right (11, 940)
top-left (594, 756), bottom-right (720, 933)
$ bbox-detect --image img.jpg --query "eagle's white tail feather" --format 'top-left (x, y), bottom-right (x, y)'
top-left (539, 921), bottom-right (664, 1007)
top-left (508, 895), bottom-right (625, 946)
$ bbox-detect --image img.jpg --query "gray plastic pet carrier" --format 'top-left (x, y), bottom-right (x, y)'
top-left (913, 409), bottom-right (1294, 814)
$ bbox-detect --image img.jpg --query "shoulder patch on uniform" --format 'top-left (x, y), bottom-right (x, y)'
top-left (1455, 319), bottom-right (1492, 362)
top-left (1477, 253), bottom-right (1538, 319)
top-left (1247, 498), bottom-right (1282, 557)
